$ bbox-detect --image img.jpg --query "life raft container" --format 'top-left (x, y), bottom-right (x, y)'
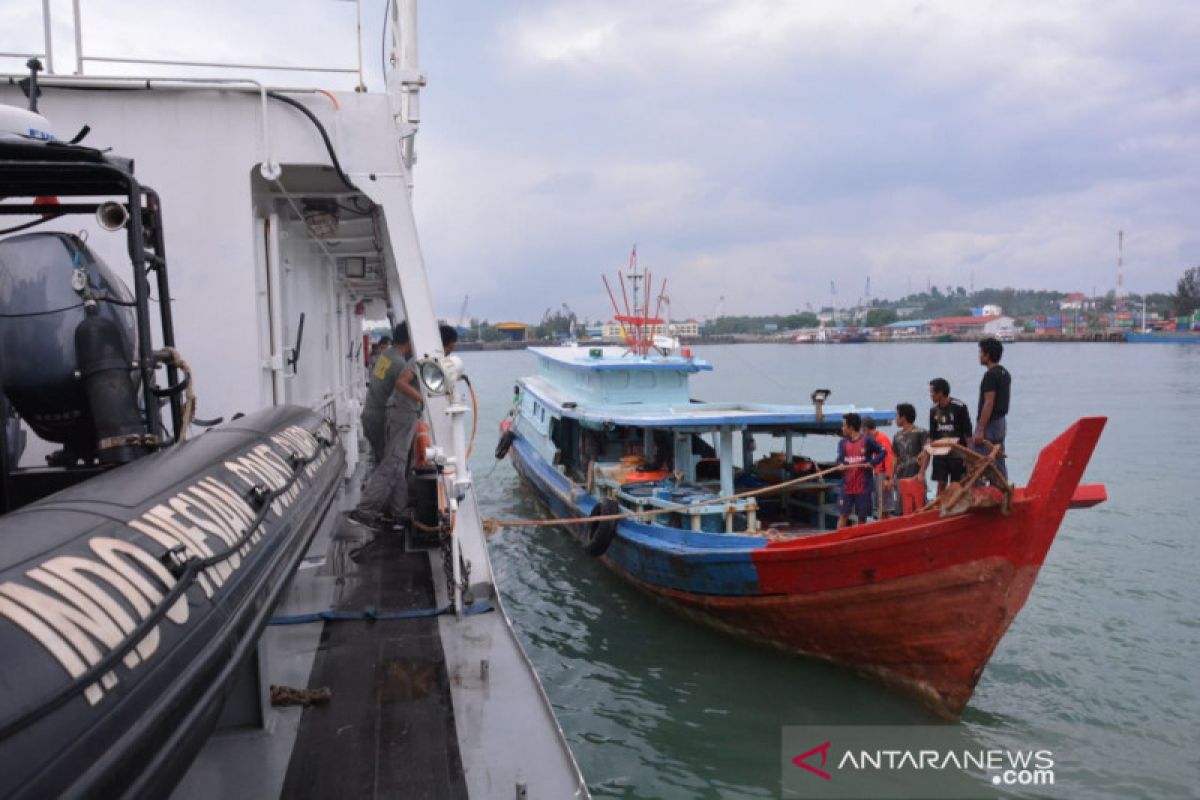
top-left (0, 405), bottom-right (344, 799)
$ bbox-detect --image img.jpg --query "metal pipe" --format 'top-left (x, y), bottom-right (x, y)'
top-left (397, 0), bottom-right (420, 166)
top-left (719, 428), bottom-right (735, 499)
top-left (41, 0), bottom-right (54, 73)
top-left (143, 188), bottom-right (182, 439)
top-left (122, 176), bottom-right (162, 438)
top-left (355, 0), bottom-right (365, 91)
top-left (71, 0), bottom-right (82, 74)
top-left (265, 213), bottom-right (287, 405)
top-left (0, 73), bottom-right (284, 180)
top-left (80, 54), bottom-right (356, 74)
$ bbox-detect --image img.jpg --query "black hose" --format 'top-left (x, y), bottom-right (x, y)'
top-left (0, 215), bottom-right (61, 236)
top-left (265, 91), bottom-right (360, 195)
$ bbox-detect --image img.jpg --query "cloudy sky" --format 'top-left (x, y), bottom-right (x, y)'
top-left (5, 1), bottom-right (1198, 322)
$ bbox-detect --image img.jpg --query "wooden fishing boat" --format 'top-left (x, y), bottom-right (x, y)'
top-left (498, 268), bottom-right (1107, 719)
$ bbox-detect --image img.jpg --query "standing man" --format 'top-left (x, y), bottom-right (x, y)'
top-left (889, 403), bottom-right (930, 514)
top-left (368, 335), bottom-right (391, 372)
top-left (974, 336), bottom-right (1011, 478)
top-left (923, 378), bottom-right (972, 496)
top-left (360, 325), bottom-right (410, 466)
top-left (351, 324), bottom-right (458, 530)
top-left (835, 413), bottom-right (885, 529)
top-left (862, 417), bottom-right (894, 518)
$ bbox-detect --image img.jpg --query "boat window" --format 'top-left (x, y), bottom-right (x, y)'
top-left (607, 372), bottom-right (630, 390)
top-left (632, 372), bottom-right (655, 389)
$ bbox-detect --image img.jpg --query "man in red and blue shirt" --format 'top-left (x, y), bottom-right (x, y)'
top-left (836, 413), bottom-right (886, 529)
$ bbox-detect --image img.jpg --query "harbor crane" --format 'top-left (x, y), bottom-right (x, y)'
top-left (456, 294), bottom-right (469, 328)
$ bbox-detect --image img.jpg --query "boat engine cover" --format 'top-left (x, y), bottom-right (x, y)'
top-left (0, 232), bottom-right (136, 453)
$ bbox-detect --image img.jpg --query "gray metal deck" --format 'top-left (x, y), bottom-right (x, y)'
top-left (172, 483), bottom-right (587, 799)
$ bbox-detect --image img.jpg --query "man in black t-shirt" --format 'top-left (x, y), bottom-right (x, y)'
top-left (974, 336), bottom-right (1011, 478)
top-left (921, 377), bottom-right (972, 495)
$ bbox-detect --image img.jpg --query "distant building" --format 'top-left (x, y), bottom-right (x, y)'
top-left (930, 315), bottom-right (1016, 336)
top-left (1058, 293), bottom-right (1094, 311)
top-left (881, 319), bottom-right (932, 338)
top-left (602, 319), bottom-right (699, 339)
top-left (495, 322), bottom-right (529, 341)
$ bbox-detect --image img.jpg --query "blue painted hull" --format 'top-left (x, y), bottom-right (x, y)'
top-left (508, 434), bottom-right (764, 596)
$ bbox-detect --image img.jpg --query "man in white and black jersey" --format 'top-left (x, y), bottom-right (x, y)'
top-left (921, 377), bottom-right (972, 496)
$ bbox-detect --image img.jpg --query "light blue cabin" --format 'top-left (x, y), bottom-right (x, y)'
top-left (511, 346), bottom-right (892, 535)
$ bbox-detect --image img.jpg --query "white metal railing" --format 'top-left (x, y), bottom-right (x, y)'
top-left (3, 0), bottom-right (368, 90)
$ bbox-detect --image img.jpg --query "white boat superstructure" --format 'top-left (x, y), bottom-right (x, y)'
top-left (1, 3), bottom-right (585, 797)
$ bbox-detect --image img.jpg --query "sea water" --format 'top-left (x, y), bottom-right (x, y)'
top-left (463, 342), bottom-right (1198, 799)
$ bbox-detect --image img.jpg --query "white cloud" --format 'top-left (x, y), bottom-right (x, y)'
top-left (7, 1), bottom-right (1194, 321)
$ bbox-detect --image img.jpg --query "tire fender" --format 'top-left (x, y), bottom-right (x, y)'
top-left (495, 429), bottom-right (516, 459)
top-left (583, 497), bottom-right (620, 556)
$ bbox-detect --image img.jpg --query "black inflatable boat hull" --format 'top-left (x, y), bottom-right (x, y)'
top-left (0, 405), bottom-right (344, 798)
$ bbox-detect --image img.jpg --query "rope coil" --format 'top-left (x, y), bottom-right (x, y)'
top-left (160, 346), bottom-right (197, 440)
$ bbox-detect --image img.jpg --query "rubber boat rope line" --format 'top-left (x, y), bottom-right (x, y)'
top-left (0, 293), bottom-right (138, 319)
top-left (268, 600), bottom-right (494, 625)
top-left (481, 463), bottom-right (855, 535)
top-left (159, 346), bottom-right (197, 440)
top-left (0, 426), bottom-right (337, 742)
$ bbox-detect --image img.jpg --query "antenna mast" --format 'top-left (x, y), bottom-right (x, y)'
top-left (1116, 230), bottom-right (1125, 309)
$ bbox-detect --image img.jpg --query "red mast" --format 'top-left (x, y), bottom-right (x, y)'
top-left (606, 245), bottom-right (664, 356)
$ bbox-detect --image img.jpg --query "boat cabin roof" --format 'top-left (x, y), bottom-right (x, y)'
top-left (520, 374), bottom-right (891, 434)
top-left (522, 345), bottom-right (891, 434)
top-left (530, 345), bottom-right (713, 373)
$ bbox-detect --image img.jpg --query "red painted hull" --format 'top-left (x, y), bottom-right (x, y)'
top-left (614, 417), bottom-right (1108, 718)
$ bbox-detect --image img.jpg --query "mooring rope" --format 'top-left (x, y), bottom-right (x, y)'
top-left (482, 462), bottom-right (855, 534)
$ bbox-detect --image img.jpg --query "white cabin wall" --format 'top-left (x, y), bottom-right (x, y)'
top-left (0, 85), bottom-right (381, 428)
top-left (278, 224), bottom-right (339, 409)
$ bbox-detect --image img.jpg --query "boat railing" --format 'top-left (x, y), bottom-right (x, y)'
top-left (3, 0), bottom-right (369, 88)
top-left (3, 0), bottom-right (423, 169)
top-left (596, 473), bottom-right (760, 533)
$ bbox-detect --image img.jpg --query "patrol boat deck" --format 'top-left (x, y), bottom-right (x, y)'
top-left (1, 2), bottom-right (586, 796)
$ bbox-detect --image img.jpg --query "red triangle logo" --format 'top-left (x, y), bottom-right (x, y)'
top-left (792, 741), bottom-right (832, 781)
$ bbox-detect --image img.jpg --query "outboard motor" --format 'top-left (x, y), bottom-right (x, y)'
top-left (0, 231), bottom-right (143, 464)
top-left (75, 305), bottom-right (147, 464)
